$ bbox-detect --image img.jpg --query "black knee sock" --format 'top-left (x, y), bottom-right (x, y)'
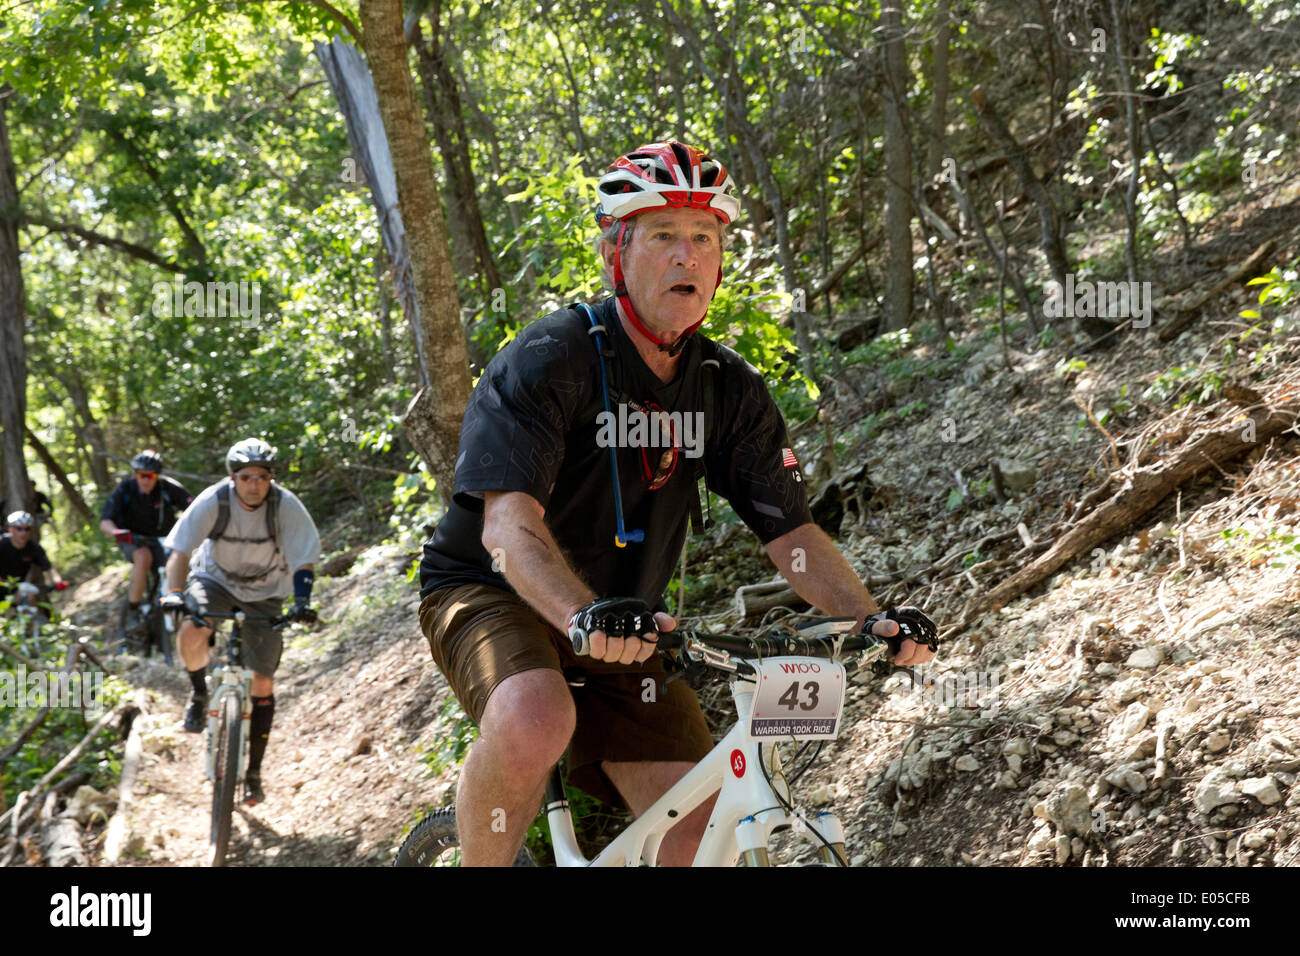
top-left (188, 668), bottom-right (208, 697)
top-left (247, 695), bottom-right (275, 774)
top-left (128, 601), bottom-right (140, 610)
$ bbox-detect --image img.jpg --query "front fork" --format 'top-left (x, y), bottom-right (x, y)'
top-left (205, 664), bottom-right (253, 782)
top-left (728, 687), bottom-right (850, 866)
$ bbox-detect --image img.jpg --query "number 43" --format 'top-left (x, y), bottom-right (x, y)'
top-left (778, 680), bottom-right (820, 711)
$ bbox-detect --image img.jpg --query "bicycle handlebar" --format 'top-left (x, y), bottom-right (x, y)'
top-left (178, 608), bottom-right (293, 630)
top-left (571, 617), bottom-right (897, 678)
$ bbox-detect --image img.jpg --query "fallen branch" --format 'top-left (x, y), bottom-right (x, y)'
top-left (0, 701), bottom-right (132, 833)
top-left (957, 385), bottom-right (1300, 627)
top-left (103, 690), bottom-right (148, 863)
top-left (1157, 238), bottom-right (1277, 342)
top-left (0, 642), bottom-right (90, 766)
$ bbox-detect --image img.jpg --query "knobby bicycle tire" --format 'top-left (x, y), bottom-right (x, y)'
top-left (209, 693), bottom-right (242, 867)
top-left (393, 807), bottom-right (536, 867)
top-left (146, 608), bottom-right (171, 665)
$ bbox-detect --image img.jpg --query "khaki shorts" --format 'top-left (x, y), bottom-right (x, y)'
top-left (185, 574), bottom-right (284, 678)
top-left (419, 582), bottom-right (716, 808)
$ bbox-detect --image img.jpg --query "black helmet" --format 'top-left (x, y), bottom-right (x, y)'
top-left (226, 438), bottom-right (277, 474)
top-left (130, 450), bottom-right (164, 472)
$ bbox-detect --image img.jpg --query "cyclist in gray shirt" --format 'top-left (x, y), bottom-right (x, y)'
top-left (162, 438), bottom-right (321, 805)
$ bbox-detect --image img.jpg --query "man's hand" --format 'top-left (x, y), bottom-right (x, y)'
top-left (114, 530), bottom-right (133, 545)
top-left (588, 611), bottom-right (674, 665)
top-left (287, 603), bottom-right (318, 625)
top-left (159, 590), bottom-right (186, 613)
top-left (864, 606), bottom-right (939, 666)
top-left (568, 597), bottom-right (667, 665)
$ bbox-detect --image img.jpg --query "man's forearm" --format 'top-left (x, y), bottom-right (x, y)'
top-left (765, 523), bottom-right (881, 628)
top-left (483, 501), bottom-right (594, 633)
top-left (165, 551), bottom-right (189, 593)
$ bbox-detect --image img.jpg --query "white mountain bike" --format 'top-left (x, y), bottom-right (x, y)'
top-left (395, 617), bottom-right (895, 867)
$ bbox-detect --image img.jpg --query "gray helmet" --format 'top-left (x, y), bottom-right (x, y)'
top-left (130, 449), bottom-right (164, 472)
top-left (225, 438), bottom-right (277, 474)
top-left (6, 510), bottom-right (34, 529)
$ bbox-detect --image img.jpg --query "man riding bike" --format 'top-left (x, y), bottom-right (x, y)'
top-left (416, 141), bottom-right (939, 866)
top-left (0, 510), bottom-right (67, 604)
top-left (161, 439), bottom-right (321, 806)
top-left (99, 450), bottom-right (193, 636)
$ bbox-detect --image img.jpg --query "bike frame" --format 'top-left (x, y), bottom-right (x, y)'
top-left (203, 612), bottom-right (254, 786)
top-left (542, 672), bottom-right (848, 867)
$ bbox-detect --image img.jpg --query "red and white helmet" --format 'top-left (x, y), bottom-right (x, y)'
top-left (595, 142), bottom-right (739, 356)
top-left (594, 142), bottom-right (740, 229)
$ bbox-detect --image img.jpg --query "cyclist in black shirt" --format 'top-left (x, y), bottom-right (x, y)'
top-left (0, 511), bottom-right (67, 603)
top-left (418, 141), bottom-right (937, 866)
top-left (99, 450), bottom-right (193, 633)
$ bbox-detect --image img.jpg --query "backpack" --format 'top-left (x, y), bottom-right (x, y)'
top-left (575, 302), bottom-right (721, 535)
top-left (207, 479), bottom-right (281, 550)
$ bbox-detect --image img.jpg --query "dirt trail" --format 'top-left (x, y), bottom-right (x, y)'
top-left (66, 547), bottom-right (461, 867)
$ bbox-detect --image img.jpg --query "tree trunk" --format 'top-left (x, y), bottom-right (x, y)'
top-left (881, 2), bottom-right (914, 332)
top-left (374, 244), bottom-right (398, 385)
top-left (52, 367), bottom-right (112, 494)
top-left (357, 2), bottom-right (473, 503)
top-left (926, 0), bottom-right (952, 179)
top-left (1109, 0), bottom-right (1141, 284)
top-left (411, 5), bottom-right (503, 300)
top-left (0, 88), bottom-right (31, 512)
top-left (24, 426), bottom-right (93, 521)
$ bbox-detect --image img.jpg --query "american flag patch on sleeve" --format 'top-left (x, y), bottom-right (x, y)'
top-left (782, 448), bottom-right (799, 468)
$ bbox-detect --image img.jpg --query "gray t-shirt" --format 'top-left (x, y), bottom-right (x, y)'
top-left (164, 479), bottom-right (321, 602)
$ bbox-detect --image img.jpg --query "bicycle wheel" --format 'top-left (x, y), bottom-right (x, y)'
top-left (147, 608), bottom-right (172, 665)
top-left (209, 693), bottom-right (242, 867)
top-left (393, 807), bottom-right (536, 867)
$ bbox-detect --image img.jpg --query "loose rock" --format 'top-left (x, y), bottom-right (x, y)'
top-left (1126, 646), bottom-right (1166, 670)
top-left (1194, 771), bottom-right (1241, 814)
top-left (1043, 782), bottom-right (1093, 836)
top-left (1241, 776), bottom-right (1282, 806)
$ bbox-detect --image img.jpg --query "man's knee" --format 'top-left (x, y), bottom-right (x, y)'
top-left (179, 620), bottom-right (211, 646)
top-left (478, 669), bottom-right (574, 776)
top-left (132, 548), bottom-right (152, 569)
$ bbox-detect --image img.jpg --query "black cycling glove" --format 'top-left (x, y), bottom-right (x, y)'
top-left (865, 606), bottom-right (939, 653)
top-left (288, 603), bottom-right (318, 625)
top-left (567, 597), bottom-right (658, 655)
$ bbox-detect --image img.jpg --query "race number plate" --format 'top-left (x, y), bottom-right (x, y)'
top-left (748, 657), bottom-right (846, 741)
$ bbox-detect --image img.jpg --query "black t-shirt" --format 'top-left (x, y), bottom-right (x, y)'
top-left (0, 533), bottom-right (51, 581)
top-left (419, 298), bottom-right (812, 607)
top-left (100, 476), bottom-right (193, 536)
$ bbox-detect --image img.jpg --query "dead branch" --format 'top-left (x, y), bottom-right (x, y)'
top-left (1158, 238), bottom-right (1278, 342)
top-left (957, 386), bottom-right (1300, 629)
top-left (0, 701), bottom-right (133, 833)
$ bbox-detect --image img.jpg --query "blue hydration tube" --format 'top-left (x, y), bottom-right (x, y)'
top-left (577, 303), bottom-right (644, 547)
